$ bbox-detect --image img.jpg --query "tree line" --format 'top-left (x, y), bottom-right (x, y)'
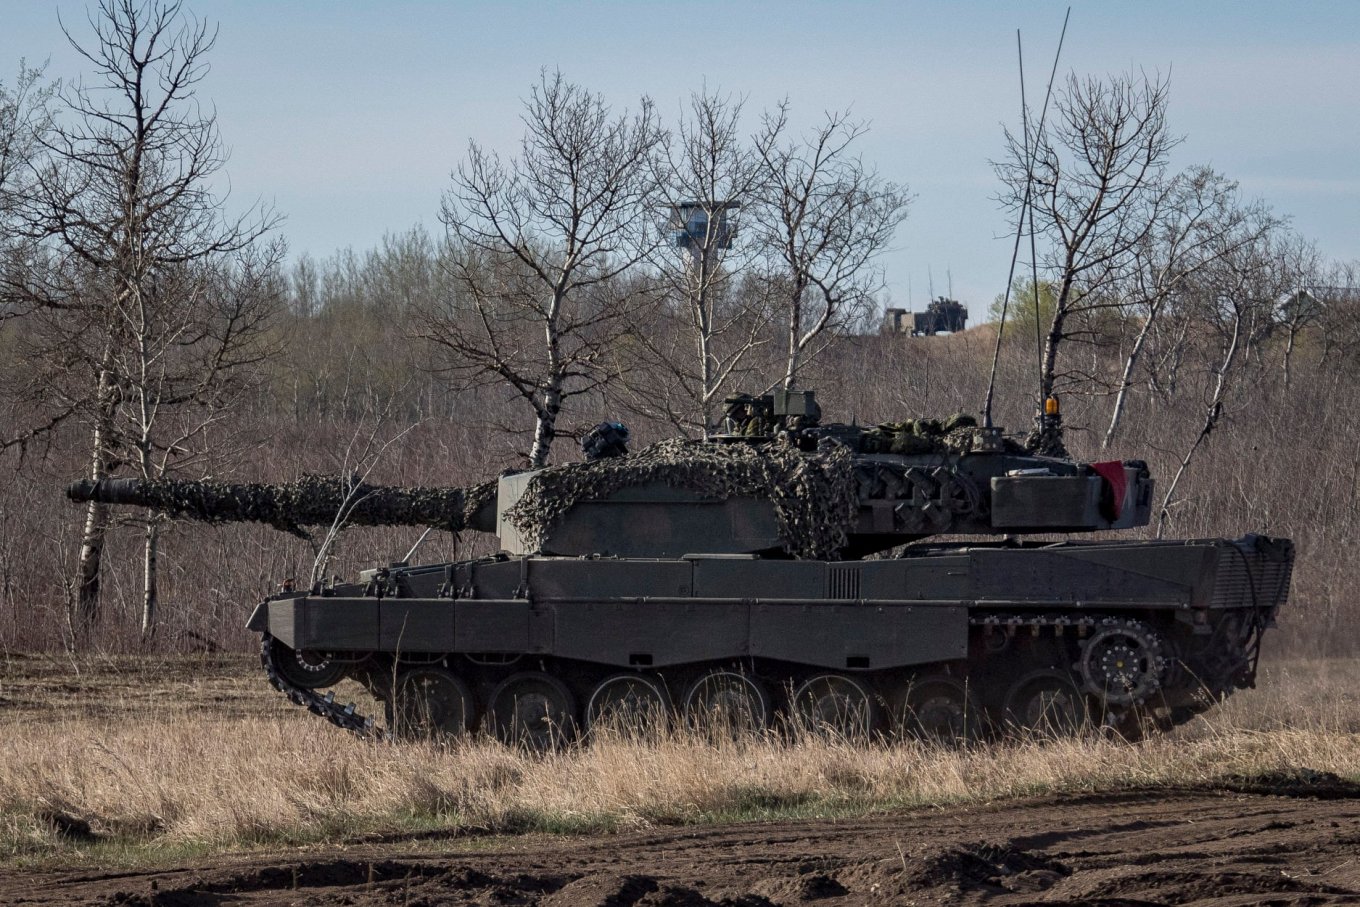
top-left (1, 0), bottom-right (1356, 653)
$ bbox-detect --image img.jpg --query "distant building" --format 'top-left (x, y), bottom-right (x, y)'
top-left (1281, 286), bottom-right (1360, 321)
top-left (669, 201), bottom-right (738, 252)
top-left (882, 307), bottom-right (911, 334)
top-left (881, 297), bottom-right (968, 336)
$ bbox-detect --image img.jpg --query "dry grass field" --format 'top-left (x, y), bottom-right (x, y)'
top-left (2, 652), bottom-right (1358, 874)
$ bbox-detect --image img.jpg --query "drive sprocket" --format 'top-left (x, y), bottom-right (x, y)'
top-left (1077, 618), bottom-right (1167, 707)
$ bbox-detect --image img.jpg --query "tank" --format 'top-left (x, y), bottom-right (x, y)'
top-left (913, 297), bottom-right (968, 335)
top-left (68, 390), bottom-right (1294, 744)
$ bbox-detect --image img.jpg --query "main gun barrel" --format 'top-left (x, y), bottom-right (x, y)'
top-left (66, 475), bottom-right (497, 534)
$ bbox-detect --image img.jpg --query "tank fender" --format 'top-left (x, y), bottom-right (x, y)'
top-left (246, 599), bottom-right (270, 632)
top-left (246, 592), bottom-right (308, 638)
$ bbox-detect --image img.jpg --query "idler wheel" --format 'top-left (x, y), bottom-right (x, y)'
top-left (488, 672), bottom-right (577, 749)
top-left (792, 674), bottom-right (880, 740)
top-left (898, 675), bottom-right (980, 743)
top-left (683, 669), bottom-right (771, 736)
top-left (1002, 669), bottom-right (1089, 736)
top-left (387, 665), bottom-right (475, 740)
top-left (585, 674), bottom-right (671, 738)
top-left (263, 635), bottom-right (346, 689)
top-left (1078, 618), bottom-right (1167, 707)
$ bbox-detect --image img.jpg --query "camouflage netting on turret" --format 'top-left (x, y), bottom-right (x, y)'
top-left (68, 475), bottom-right (499, 537)
top-left (1025, 416), bottom-right (1070, 459)
top-left (506, 437), bottom-right (859, 560)
top-left (859, 413), bottom-right (980, 455)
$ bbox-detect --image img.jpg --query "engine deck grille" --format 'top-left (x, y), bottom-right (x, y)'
top-left (828, 565), bottom-right (861, 600)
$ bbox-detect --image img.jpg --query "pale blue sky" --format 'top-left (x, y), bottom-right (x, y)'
top-left (3, 1), bottom-right (1357, 316)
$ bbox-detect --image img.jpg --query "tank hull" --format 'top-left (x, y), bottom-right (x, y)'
top-left (249, 534), bottom-right (1292, 738)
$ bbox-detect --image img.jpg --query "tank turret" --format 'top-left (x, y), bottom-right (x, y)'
top-left (493, 393), bottom-right (1152, 559)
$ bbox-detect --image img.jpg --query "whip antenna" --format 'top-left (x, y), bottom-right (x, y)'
top-left (981, 9), bottom-right (1070, 429)
top-left (1028, 8), bottom-right (1070, 406)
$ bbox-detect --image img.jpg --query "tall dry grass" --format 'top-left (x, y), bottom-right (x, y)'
top-left (3, 657), bottom-right (1358, 868)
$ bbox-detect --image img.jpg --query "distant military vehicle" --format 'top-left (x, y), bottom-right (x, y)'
top-left (914, 297), bottom-right (968, 335)
top-left (69, 390), bottom-right (1292, 744)
top-left (882, 298), bottom-right (968, 336)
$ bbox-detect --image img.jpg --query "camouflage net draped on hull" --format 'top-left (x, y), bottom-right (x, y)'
top-left (506, 438), bottom-right (859, 560)
top-left (69, 475), bottom-right (498, 537)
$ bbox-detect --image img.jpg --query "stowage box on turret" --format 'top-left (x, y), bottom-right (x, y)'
top-left (69, 390), bottom-right (1293, 744)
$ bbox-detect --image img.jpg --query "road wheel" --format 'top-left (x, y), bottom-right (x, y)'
top-left (792, 674), bottom-right (879, 740)
top-left (488, 672), bottom-right (577, 749)
top-left (387, 665), bottom-right (476, 740)
top-left (585, 674), bottom-right (670, 738)
top-left (898, 674), bottom-right (980, 744)
top-left (683, 669), bottom-right (771, 737)
top-left (1002, 669), bottom-right (1089, 736)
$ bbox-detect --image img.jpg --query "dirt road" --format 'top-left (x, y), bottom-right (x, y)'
top-left (8, 782), bottom-right (1360, 906)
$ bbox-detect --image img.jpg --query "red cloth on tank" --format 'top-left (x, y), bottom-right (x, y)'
top-left (1090, 461), bottom-right (1128, 519)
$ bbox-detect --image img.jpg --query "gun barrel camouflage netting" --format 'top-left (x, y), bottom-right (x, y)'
top-left (67, 475), bottom-right (499, 537)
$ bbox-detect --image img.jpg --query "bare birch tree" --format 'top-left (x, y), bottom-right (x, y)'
top-left (0, 62), bottom-right (53, 264)
top-left (754, 104), bottom-right (910, 389)
top-left (122, 248), bottom-right (283, 635)
top-left (13, 0), bottom-right (279, 636)
top-left (1273, 234), bottom-right (1325, 388)
top-left (1317, 261), bottom-right (1360, 369)
top-left (1156, 215), bottom-right (1285, 536)
top-left (0, 62), bottom-right (59, 452)
top-left (625, 89), bottom-right (770, 434)
top-left (1000, 72), bottom-right (1176, 414)
top-left (1103, 167), bottom-right (1278, 447)
top-left (429, 72), bottom-right (663, 467)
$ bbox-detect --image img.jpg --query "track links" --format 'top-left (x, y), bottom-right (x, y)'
top-left (259, 634), bottom-right (387, 741)
top-left (970, 612), bottom-right (1171, 722)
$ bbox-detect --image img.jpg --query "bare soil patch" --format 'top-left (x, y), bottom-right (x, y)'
top-left (0, 654), bottom-right (279, 721)
top-left (6, 787), bottom-right (1360, 906)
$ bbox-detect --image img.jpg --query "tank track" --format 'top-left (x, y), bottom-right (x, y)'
top-left (259, 606), bottom-right (1262, 741)
top-left (259, 634), bottom-right (386, 741)
top-left (969, 612), bottom-right (1151, 729)
top-left (969, 609), bottom-right (1263, 722)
